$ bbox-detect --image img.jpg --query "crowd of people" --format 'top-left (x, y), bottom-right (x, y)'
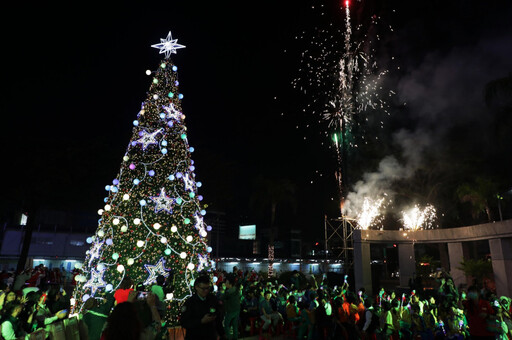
top-left (184, 267), bottom-right (512, 340)
top-left (0, 265), bottom-right (72, 339)
top-left (0, 264), bottom-right (511, 340)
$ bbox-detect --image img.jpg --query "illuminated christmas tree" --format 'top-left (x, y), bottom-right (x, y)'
top-left (71, 31), bottom-right (214, 325)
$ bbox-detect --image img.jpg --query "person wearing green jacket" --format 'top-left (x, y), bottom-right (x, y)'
top-left (222, 274), bottom-right (241, 340)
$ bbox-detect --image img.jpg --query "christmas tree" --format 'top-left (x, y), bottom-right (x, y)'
top-left (71, 31), bottom-right (213, 325)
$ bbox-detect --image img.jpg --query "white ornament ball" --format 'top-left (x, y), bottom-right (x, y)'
top-left (106, 284), bottom-right (113, 292)
top-left (187, 263), bottom-right (194, 270)
top-left (117, 265), bottom-right (125, 272)
top-left (186, 235), bottom-right (193, 242)
top-left (123, 194), bottom-right (130, 200)
top-left (134, 218), bottom-right (141, 225)
top-left (146, 70), bottom-right (151, 75)
top-left (123, 155), bottom-right (129, 161)
top-left (97, 209), bottom-right (104, 216)
top-left (97, 263), bottom-right (105, 271)
top-left (166, 293), bottom-right (174, 300)
top-left (113, 218), bottom-right (120, 225)
top-left (97, 230), bottom-right (105, 237)
top-left (171, 225), bottom-right (178, 233)
top-left (153, 223), bottom-right (161, 230)
top-left (136, 240), bottom-right (144, 247)
top-left (180, 252), bottom-right (187, 259)
top-left (160, 237), bottom-right (168, 244)
top-left (127, 258), bottom-right (135, 266)
top-left (104, 205), bottom-right (111, 211)
top-left (120, 225), bottom-right (128, 233)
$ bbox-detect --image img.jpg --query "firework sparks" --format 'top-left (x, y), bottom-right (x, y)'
top-left (401, 204), bottom-right (437, 231)
top-left (356, 197), bottom-right (385, 230)
top-left (291, 1), bottom-right (396, 211)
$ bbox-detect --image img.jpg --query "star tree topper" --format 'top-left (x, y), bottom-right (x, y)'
top-left (151, 31), bottom-right (185, 58)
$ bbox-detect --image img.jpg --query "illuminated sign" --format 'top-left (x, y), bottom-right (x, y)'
top-left (239, 225), bottom-right (256, 240)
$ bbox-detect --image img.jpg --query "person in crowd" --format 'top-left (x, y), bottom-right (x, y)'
top-left (101, 300), bottom-right (142, 340)
top-left (34, 290), bottom-right (67, 329)
top-left (240, 289), bottom-right (259, 334)
top-left (114, 277), bottom-right (134, 305)
top-left (462, 285), bottom-right (495, 339)
top-left (180, 275), bottom-right (225, 340)
top-left (82, 293), bottom-right (115, 340)
top-left (361, 297), bottom-right (380, 340)
top-left (222, 274), bottom-right (241, 340)
top-left (46, 286), bottom-right (70, 314)
top-left (12, 269), bottom-right (31, 292)
top-left (260, 290), bottom-right (283, 333)
top-left (1, 302), bottom-right (28, 340)
top-left (290, 270), bottom-right (301, 290)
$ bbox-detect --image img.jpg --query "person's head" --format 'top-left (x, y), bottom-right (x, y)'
top-left (467, 286), bottom-right (479, 301)
top-left (119, 277), bottom-right (133, 290)
top-left (225, 274), bottom-right (236, 289)
top-left (194, 275), bottom-right (211, 298)
top-left (288, 295), bottom-right (296, 304)
top-left (103, 302), bottom-right (142, 340)
top-left (500, 297), bottom-right (510, 310)
top-left (156, 275), bottom-right (165, 286)
top-left (6, 291), bottom-right (17, 303)
top-left (264, 291), bottom-right (272, 301)
top-left (83, 297), bottom-right (99, 311)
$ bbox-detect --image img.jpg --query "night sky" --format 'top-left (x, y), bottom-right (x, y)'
top-left (2, 1), bottom-right (512, 240)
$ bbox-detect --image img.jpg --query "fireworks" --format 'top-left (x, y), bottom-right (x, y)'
top-left (356, 197), bottom-right (385, 230)
top-left (401, 204), bottom-right (437, 231)
top-left (291, 1), bottom-right (395, 210)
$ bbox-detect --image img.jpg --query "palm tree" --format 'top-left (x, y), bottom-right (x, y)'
top-left (456, 177), bottom-right (497, 222)
top-left (250, 176), bottom-right (297, 276)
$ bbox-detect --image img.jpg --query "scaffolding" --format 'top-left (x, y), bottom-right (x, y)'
top-left (324, 215), bottom-right (356, 272)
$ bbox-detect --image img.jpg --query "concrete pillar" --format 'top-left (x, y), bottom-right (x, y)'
top-left (353, 240), bottom-right (372, 295)
top-left (438, 243), bottom-right (450, 272)
top-left (489, 238), bottom-right (512, 298)
top-left (447, 242), bottom-right (469, 289)
top-left (398, 243), bottom-right (415, 288)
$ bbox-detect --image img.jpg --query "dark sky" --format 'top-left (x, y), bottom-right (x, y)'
top-left (2, 1), bottom-right (512, 238)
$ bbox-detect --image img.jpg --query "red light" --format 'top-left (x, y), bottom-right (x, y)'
top-left (315, 242), bottom-right (319, 246)
top-left (345, 0), bottom-right (349, 7)
top-left (393, 244), bottom-right (397, 247)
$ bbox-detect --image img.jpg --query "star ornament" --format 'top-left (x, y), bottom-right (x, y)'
top-left (150, 187), bottom-right (175, 214)
top-left (84, 269), bottom-right (107, 296)
top-left (151, 31), bottom-right (186, 58)
top-left (143, 258), bottom-right (170, 286)
top-left (136, 128), bottom-right (163, 150)
top-left (162, 104), bottom-right (182, 121)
